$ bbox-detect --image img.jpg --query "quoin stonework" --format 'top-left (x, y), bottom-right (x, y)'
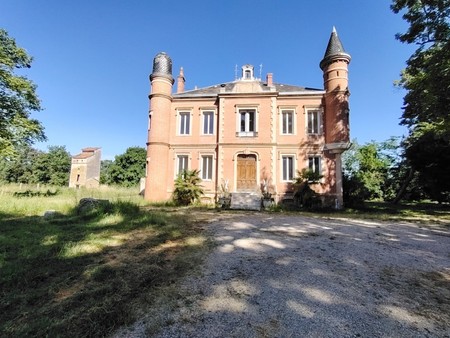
top-left (145, 28), bottom-right (351, 208)
top-left (69, 147), bottom-right (101, 188)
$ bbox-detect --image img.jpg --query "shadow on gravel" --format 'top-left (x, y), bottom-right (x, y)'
top-left (155, 215), bottom-right (450, 337)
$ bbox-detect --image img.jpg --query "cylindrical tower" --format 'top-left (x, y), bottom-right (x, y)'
top-left (320, 27), bottom-right (351, 145)
top-left (145, 52), bottom-right (174, 201)
top-left (320, 27), bottom-right (351, 209)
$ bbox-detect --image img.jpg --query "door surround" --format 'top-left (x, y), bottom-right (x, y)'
top-left (235, 152), bottom-right (259, 192)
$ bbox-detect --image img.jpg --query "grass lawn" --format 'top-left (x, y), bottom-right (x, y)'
top-left (0, 185), bottom-right (211, 337)
top-left (1, 184), bottom-right (448, 337)
top-left (338, 201), bottom-right (450, 225)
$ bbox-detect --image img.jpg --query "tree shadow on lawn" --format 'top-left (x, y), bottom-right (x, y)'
top-left (0, 204), bottom-right (209, 337)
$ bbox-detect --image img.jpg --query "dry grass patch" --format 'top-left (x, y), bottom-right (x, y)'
top-left (0, 200), bottom-right (212, 337)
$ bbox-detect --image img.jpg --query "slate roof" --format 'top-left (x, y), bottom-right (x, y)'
top-left (173, 80), bottom-right (323, 98)
top-left (320, 27), bottom-right (351, 70)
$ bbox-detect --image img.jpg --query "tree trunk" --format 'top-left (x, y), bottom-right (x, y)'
top-left (392, 168), bottom-right (414, 204)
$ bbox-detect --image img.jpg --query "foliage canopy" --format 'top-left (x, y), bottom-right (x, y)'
top-left (0, 29), bottom-right (46, 156)
top-left (103, 147), bottom-right (146, 187)
top-left (391, 0), bottom-right (450, 202)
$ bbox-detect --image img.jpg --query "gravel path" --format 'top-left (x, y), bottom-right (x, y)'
top-left (118, 213), bottom-right (450, 338)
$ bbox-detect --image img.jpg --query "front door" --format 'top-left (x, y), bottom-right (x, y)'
top-left (237, 154), bottom-right (257, 191)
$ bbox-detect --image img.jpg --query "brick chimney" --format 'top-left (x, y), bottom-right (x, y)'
top-left (266, 73), bottom-right (273, 87)
top-left (177, 67), bottom-right (185, 93)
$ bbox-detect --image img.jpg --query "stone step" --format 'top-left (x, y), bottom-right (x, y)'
top-left (230, 192), bottom-right (261, 211)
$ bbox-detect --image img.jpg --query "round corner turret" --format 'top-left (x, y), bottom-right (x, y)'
top-left (319, 28), bottom-right (351, 71)
top-left (150, 52), bottom-right (174, 83)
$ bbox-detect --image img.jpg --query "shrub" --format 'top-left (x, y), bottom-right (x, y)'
top-left (172, 169), bottom-right (204, 206)
top-left (293, 169), bottom-right (323, 210)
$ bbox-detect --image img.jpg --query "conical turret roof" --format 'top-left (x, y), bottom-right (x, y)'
top-left (320, 27), bottom-right (351, 70)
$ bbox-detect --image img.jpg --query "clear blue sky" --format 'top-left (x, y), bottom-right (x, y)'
top-left (1, 0), bottom-right (414, 160)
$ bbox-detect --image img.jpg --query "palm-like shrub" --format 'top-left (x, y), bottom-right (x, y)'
top-left (172, 169), bottom-right (204, 206)
top-left (293, 169), bottom-right (323, 209)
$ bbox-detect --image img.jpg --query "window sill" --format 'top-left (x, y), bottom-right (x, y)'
top-left (236, 131), bottom-right (258, 137)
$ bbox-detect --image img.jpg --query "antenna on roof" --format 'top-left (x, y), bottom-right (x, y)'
top-left (259, 64), bottom-right (263, 80)
top-left (234, 64), bottom-right (238, 80)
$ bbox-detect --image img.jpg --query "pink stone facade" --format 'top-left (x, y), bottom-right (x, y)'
top-left (145, 29), bottom-right (351, 208)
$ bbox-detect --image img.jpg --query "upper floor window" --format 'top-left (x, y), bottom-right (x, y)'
top-left (179, 112), bottom-right (191, 135)
top-left (240, 110), bottom-right (255, 132)
top-left (202, 111), bottom-right (214, 135)
top-left (201, 155), bottom-right (213, 180)
top-left (281, 109), bottom-right (294, 135)
top-left (307, 109), bottom-right (321, 134)
top-left (237, 109), bottom-right (257, 136)
top-left (282, 155), bottom-right (294, 181)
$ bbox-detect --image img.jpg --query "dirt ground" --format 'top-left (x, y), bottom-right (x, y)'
top-left (116, 212), bottom-right (450, 337)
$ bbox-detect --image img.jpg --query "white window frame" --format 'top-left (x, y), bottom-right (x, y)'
top-left (280, 109), bottom-right (295, 135)
top-left (201, 110), bottom-right (215, 135)
top-left (281, 155), bottom-right (295, 182)
top-left (178, 111), bottom-right (191, 135)
top-left (176, 154), bottom-right (189, 176)
top-left (236, 107), bottom-right (258, 137)
top-left (305, 108), bottom-right (322, 135)
top-left (308, 155), bottom-right (322, 175)
top-left (201, 155), bottom-right (214, 180)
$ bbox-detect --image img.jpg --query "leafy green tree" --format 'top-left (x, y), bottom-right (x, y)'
top-left (0, 29), bottom-right (46, 157)
top-left (0, 145), bottom-right (42, 183)
top-left (391, 0), bottom-right (450, 202)
top-left (31, 146), bottom-right (71, 186)
top-left (106, 147), bottom-right (146, 187)
top-left (99, 159), bottom-right (113, 184)
top-left (172, 169), bottom-right (204, 205)
top-left (342, 138), bottom-right (402, 203)
top-left (403, 123), bottom-right (450, 202)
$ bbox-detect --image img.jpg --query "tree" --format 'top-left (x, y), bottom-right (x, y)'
top-left (0, 29), bottom-right (46, 157)
top-left (0, 144), bottom-right (42, 183)
top-left (342, 138), bottom-right (403, 204)
top-left (172, 169), bottom-right (204, 205)
top-left (99, 159), bottom-right (113, 184)
top-left (31, 146), bottom-right (71, 186)
top-left (391, 0), bottom-right (450, 202)
top-left (106, 147), bottom-right (146, 187)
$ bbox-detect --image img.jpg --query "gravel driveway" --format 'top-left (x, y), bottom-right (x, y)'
top-left (119, 213), bottom-right (450, 337)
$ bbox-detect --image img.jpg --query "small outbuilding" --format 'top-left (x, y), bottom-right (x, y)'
top-left (69, 147), bottom-right (101, 188)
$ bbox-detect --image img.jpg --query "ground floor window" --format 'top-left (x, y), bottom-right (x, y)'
top-left (308, 156), bottom-right (321, 175)
top-left (282, 155), bottom-right (294, 181)
top-left (177, 155), bottom-right (189, 175)
top-left (201, 155), bottom-right (213, 180)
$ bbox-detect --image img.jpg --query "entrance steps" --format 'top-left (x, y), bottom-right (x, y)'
top-left (230, 192), bottom-right (261, 211)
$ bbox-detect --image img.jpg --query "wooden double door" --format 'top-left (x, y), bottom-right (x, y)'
top-left (236, 154), bottom-right (257, 191)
